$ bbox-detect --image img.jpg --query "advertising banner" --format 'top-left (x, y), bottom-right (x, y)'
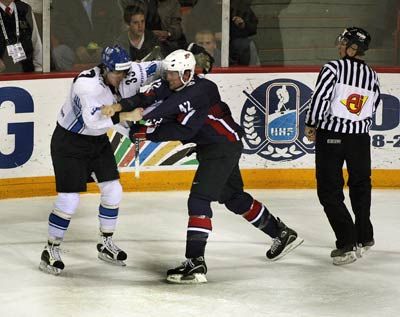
top-left (1, 73), bottom-right (399, 181)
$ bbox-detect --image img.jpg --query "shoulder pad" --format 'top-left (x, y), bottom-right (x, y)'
top-left (74, 68), bottom-right (103, 96)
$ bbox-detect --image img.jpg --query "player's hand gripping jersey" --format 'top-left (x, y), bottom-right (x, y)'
top-left (120, 75), bottom-right (244, 144)
top-left (57, 61), bottom-right (162, 136)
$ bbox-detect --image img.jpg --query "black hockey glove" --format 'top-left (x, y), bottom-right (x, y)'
top-left (187, 43), bottom-right (214, 74)
top-left (129, 124), bottom-right (147, 143)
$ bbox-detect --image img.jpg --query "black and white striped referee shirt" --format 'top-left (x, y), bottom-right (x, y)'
top-left (305, 57), bottom-right (381, 134)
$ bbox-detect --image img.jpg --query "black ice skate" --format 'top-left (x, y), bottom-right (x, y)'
top-left (166, 256), bottom-right (207, 284)
top-left (39, 240), bottom-right (65, 276)
top-left (331, 244), bottom-right (357, 265)
top-left (97, 233), bottom-right (127, 266)
top-left (356, 239), bottom-right (374, 258)
top-left (266, 218), bottom-right (304, 261)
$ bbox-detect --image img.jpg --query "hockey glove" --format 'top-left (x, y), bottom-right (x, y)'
top-left (187, 43), bottom-right (214, 74)
top-left (129, 124), bottom-right (147, 143)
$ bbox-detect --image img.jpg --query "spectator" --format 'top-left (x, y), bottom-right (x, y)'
top-left (182, 0), bottom-right (260, 65)
top-left (121, 0), bottom-right (187, 54)
top-left (181, 0), bottom-right (221, 43)
top-left (115, 5), bottom-right (164, 61)
top-left (229, 0), bottom-right (259, 65)
top-left (0, 0), bottom-right (42, 73)
top-left (194, 29), bottom-right (220, 66)
top-left (151, 0), bottom-right (188, 53)
top-left (23, 0), bottom-right (42, 35)
top-left (51, 0), bottom-right (122, 71)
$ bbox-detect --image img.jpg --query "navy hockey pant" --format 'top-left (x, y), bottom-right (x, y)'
top-left (185, 141), bottom-right (277, 258)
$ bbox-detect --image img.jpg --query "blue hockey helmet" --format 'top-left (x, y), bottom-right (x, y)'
top-left (101, 45), bottom-right (131, 72)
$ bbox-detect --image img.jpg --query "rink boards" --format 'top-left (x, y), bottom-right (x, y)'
top-left (1, 71), bottom-right (399, 198)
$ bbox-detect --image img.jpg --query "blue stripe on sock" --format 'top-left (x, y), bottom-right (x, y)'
top-left (49, 213), bottom-right (70, 230)
top-left (99, 205), bottom-right (119, 218)
top-left (99, 215), bottom-right (118, 219)
top-left (49, 223), bottom-right (67, 231)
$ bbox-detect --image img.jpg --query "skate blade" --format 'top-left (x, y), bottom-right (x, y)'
top-left (166, 273), bottom-right (207, 284)
top-left (269, 237), bottom-right (304, 262)
top-left (39, 260), bottom-right (62, 276)
top-left (333, 251), bottom-right (357, 265)
top-left (98, 252), bottom-right (126, 266)
top-left (356, 246), bottom-right (372, 258)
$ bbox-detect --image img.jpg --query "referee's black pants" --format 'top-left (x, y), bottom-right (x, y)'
top-left (315, 129), bottom-right (373, 249)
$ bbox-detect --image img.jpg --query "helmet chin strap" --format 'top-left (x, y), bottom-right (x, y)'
top-left (175, 71), bottom-right (193, 91)
top-left (175, 84), bottom-right (186, 92)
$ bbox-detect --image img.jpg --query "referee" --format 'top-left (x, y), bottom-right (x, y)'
top-left (304, 27), bottom-right (381, 265)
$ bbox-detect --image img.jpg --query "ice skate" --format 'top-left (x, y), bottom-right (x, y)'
top-left (97, 233), bottom-right (127, 266)
top-left (266, 218), bottom-right (304, 261)
top-left (356, 240), bottom-right (374, 258)
top-left (39, 240), bottom-right (65, 276)
top-left (166, 256), bottom-right (207, 284)
top-left (331, 245), bottom-right (357, 265)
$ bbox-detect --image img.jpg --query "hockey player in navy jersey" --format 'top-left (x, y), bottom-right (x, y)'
top-left (305, 27), bottom-right (380, 266)
top-left (39, 45), bottom-right (149, 275)
top-left (111, 49), bottom-right (304, 284)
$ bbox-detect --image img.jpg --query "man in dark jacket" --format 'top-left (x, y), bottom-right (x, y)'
top-left (115, 5), bottom-right (164, 61)
top-left (0, 0), bottom-right (42, 72)
top-left (51, 0), bottom-right (122, 70)
top-left (229, 0), bottom-right (259, 65)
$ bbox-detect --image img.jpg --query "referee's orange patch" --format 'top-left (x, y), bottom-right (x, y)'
top-left (341, 94), bottom-right (368, 115)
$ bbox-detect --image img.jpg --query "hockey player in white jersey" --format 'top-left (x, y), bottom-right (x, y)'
top-left (39, 45), bottom-right (152, 275)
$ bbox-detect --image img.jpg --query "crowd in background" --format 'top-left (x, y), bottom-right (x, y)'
top-left (1, 0), bottom-right (399, 74)
top-left (0, 0), bottom-right (260, 73)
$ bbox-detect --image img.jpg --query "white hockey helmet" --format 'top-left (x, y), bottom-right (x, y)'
top-left (163, 49), bottom-right (196, 89)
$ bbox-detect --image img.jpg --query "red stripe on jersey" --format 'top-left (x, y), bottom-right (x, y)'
top-left (206, 117), bottom-right (237, 142)
top-left (243, 200), bottom-right (262, 222)
top-left (144, 90), bottom-right (155, 97)
top-left (177, 113), bottom-right (186, 123)
top-left (209, 103), bottom-right (225, 117)
top-left (188, 216), bottom-right (212, 230)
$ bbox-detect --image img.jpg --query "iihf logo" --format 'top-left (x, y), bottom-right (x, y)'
top-left (241, 79), bottom-right (315, 161)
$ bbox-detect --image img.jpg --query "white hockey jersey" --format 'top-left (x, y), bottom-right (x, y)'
top-left (57, 61), bottom-right (162, 136)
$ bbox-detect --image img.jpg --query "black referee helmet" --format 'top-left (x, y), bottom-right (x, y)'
top-left (336, 27), bottom-right (371, 55)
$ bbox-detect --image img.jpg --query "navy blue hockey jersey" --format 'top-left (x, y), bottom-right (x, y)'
top-left (121, 75), bottom-right (244, 145)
